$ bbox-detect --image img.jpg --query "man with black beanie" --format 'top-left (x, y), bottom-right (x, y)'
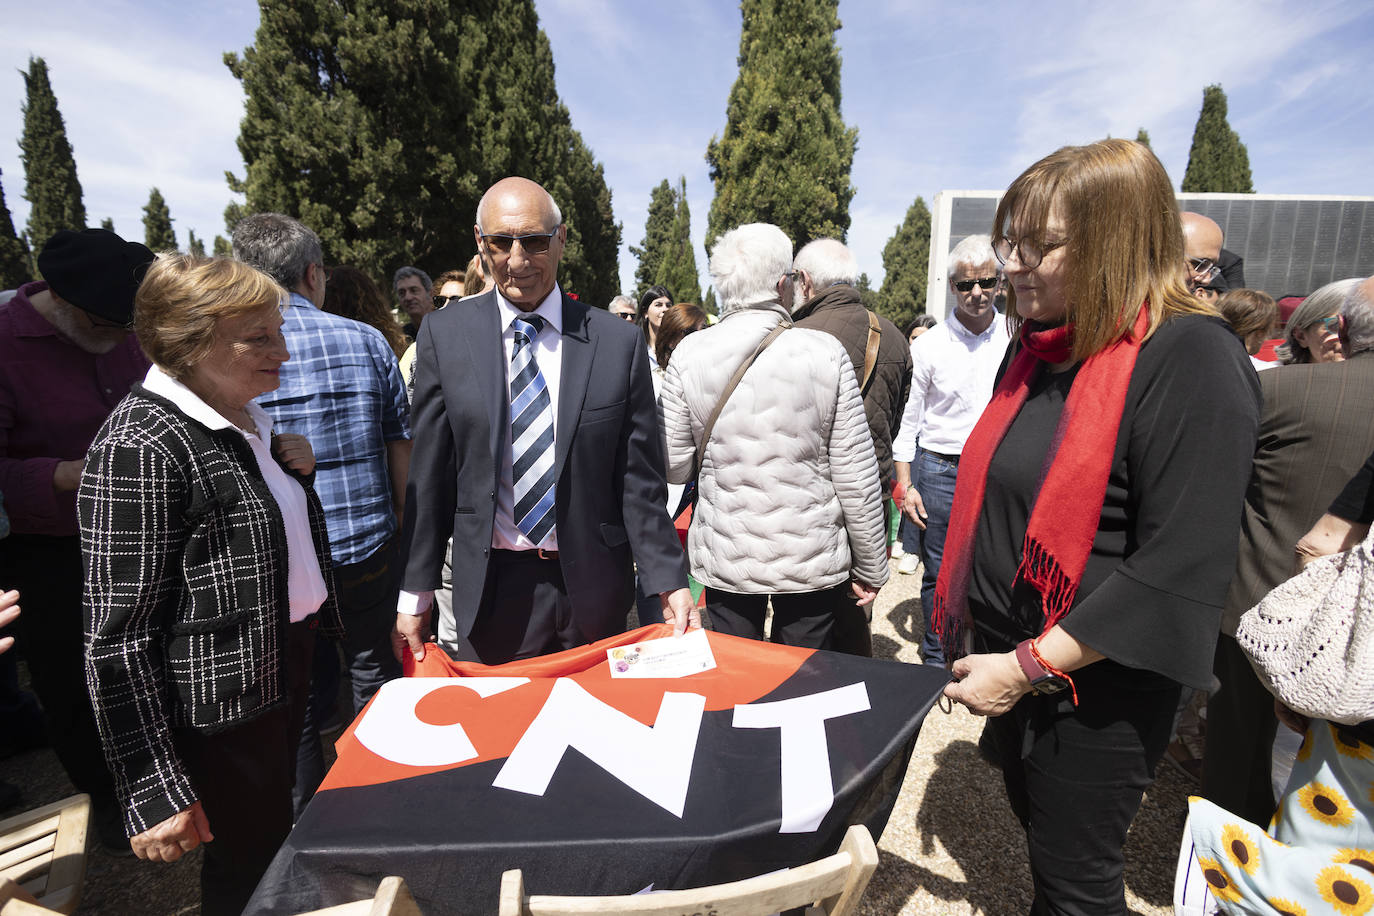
top-left (0, 227), bottom-right (153, 853)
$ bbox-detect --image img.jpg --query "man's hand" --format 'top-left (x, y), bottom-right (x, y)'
top-left (660, 588), bottom-right (700, 636)
top-left (850, 579), bottom-right (880, 607)
top-left (130, 801), bottom-right (214, 863)
top-left (272, 434), bottom-right (316, 476)
top-left (943, 651), bottom-right (1030, 717)
top-left (0, 589), bottom-right (19, 656)
top-left (53, 459), bottom-right (84, 494)
top-left (393, 609), bottom-right (431, 662)
top-left (902, 486), bottom-right (928, 529)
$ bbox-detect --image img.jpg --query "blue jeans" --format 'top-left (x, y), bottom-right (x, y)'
top-left (914, 451), bottom-right (958, 667)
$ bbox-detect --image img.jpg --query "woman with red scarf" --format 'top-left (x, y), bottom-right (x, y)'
top-left (938, 139), bottom-right (1260, 914)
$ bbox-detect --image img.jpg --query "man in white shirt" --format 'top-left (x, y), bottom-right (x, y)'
top-left (892, 235), bottom-right (1010, 666)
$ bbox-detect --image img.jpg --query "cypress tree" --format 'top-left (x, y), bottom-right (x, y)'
top-left (702, 287), bottom-right (718, 316)
top-left (187, 230), bottom-right (207, 257)
top-left (855, 273), bottom-right (879, 312)
top-left (657, 177), bottom-right (701, 304)
top-left (1181, 85), bottom-right (1254, 193)
top-left (19, 57), bottom-right (86, 252)
top-left (213, 235), bottom-right (233, 257)
top-left (226, 0), bottom-right (618, 304)
top-left (99, 217), bottom-right (114, 231)
top-left (1135, 128), bottom-right (1151, 149)
top-left (876, 197), bottom-right (931, 328)
top-left (143, 188), bottom-right (177, 250)
top-left (705, 0), bottom-right (857, 250)
top-left (0, 169), bottom-right (31, 288)
top-left (631, 179), bottom-right (675, 296)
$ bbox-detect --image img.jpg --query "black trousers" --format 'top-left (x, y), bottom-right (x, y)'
top-left (444, 550), bottom-right (584, 665)
top-left (1203, 633), bottom-right (1278, 824)
top-left (703, 582), bottom-right (853, 650)
top-left (986, 667), bottom-right (1180, 916)
top-left (0, 534), bottom-right (117, 805)
top-left (175, 617), bottom-right (315, 916)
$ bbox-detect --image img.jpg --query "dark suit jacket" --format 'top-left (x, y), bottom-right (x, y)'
top-left (1222, 352), bottom-right (1374, 632)
top-left (401, 289), bottom-right (687, 643)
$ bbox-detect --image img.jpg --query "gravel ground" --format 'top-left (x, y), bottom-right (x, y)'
top-left (1, 553), bottom-right (1192, 914)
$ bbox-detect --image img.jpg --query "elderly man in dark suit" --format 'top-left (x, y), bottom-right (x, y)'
top-left (394, 177), bottom-right (694, 664)
top-left (1204, 274), bottom-right (1374, 823)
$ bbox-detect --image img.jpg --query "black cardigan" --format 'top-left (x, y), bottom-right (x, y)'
top-left (967, 315), bottom-right (1261, 690)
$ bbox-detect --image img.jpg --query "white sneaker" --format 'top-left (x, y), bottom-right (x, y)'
top-left (890, 541), bottom-right (905, 558)
top-left (898, 554), bottom-right (919, 575)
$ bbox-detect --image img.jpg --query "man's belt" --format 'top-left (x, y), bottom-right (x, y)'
top-left (921, 448), bottom-right (960, 464)
top-left (492, 548), bottom-right (560, 561)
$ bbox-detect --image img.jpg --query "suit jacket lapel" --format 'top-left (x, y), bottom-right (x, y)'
top-left (463, 291), bottom-right (506, 460)
top-left (555, 294), bottom-right (594, 483)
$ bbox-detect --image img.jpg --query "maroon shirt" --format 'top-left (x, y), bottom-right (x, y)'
top-left (0, 281), bottom-right (149, 536)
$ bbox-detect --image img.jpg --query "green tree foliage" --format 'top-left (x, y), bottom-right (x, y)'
top-left (143, 188), bottom-right (177, 251)
top-left (705, 0), bottom-right (857, 251)
top-left (225, 0), bottom-right (619, 304)
top-left (19, 57), bottom-right (86, 253)
top-left (99, 217), bottom-right (114, 231)
top-left (0, 169), bottom-right (32, 288)
top-left (213, 235), bottom-right (233, 257)
top-left (657, 177), bottom-right (701, 303)
top-left (855, 273), bottom-right (879, 311)
top-left (702, 287), bottom-right (717, 316)
top-left (876, 197), bottom-right (931, 328)
top-left (1135, 128), bottom-right (1151, 149)
top-left (1182, 85), bottom-right (1254, 193)
top-left (187, 230), bottom-right (206, 257)
top-left (630, 179), bottom-right (675, 296)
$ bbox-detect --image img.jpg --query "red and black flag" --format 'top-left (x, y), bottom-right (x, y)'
top-left (249, 625), bottom-right (948, 914)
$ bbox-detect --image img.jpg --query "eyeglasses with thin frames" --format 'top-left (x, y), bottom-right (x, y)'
top-left (993, 236), bottom-right (1069, 270)
top-left (480, 229), bottom-right (559, 256)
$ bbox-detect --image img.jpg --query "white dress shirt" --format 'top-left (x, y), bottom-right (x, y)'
top-left (891, 311), bottom-right (1011, 462)
top-left (144, 364), bottom-right (327, 623)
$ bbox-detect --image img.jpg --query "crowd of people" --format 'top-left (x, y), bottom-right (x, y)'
top-left (2, 137), bottom-right (1373, 915)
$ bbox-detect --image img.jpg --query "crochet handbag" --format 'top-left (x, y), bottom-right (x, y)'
top-left (1235, 524), bottom-right (1374, 725)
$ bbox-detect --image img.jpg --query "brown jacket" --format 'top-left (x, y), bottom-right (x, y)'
top-left (793, 285), bottom-right (912, 486)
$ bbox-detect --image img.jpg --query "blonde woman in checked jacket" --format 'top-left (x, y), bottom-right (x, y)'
top-left (658, 223), bottom-right (888, 648)
top-left (79, 255), bottom-right (342, 916)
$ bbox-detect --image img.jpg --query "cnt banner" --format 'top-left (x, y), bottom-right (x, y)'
top-left (248, 624), bottom-right (949, 915)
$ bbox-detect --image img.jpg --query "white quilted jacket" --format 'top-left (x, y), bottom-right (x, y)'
top-left (658, 303), bottom-right (890, 594)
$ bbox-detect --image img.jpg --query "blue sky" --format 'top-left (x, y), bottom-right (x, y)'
top-left (3, 0), bottom-right (1373, 298)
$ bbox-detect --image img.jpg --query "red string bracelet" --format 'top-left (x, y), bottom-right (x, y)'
top-left (1030, 638), bottom-right (1078, 706)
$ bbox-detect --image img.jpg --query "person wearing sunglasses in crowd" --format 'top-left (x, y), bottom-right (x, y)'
top-left (890, 234), bottom-right (1009, 667)
top-left (394, 177), bottom-right (694, 667)
top-left (1276, 278), bottom-right (1361, 365)
top-left (937, 139), bottom-right (1259, 915)
top-left (607, 295), bottom-right (638, 321)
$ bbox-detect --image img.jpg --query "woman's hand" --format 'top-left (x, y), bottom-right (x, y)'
top-left (0, 589), bottom-right (19, 655)
top-left (944, 651), bottom-right (1030, 717)
top-left (272, 434), bottom-right (316, 476)
top-left (130, 801), bottom-right (214, 862)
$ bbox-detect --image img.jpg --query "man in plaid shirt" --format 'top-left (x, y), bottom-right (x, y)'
top-left (233, 214), bottom-right (411, 813)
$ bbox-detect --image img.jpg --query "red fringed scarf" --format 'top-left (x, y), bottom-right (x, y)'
top-left (932, 304), bottom-right (1151, 660)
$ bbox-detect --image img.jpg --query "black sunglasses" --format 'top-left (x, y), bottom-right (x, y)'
top-left (480, 229), bottom-right (558, 255)
top-left (433, 295), bottom-right (460, 309)
top-left (953, 277), bottom-right (998, 293)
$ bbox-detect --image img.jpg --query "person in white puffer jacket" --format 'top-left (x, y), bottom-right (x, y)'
top-left (658, 223), bottom-right (889, 649)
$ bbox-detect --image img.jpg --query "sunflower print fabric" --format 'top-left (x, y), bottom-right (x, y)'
top-left (1189, 721), bottom-right (1374, 914)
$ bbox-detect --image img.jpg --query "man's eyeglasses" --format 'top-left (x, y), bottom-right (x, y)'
top-left (86, 312), bottom-right (134, 331)
top-left (433, 295), bottom-right (460, 309)
top-left (1187, 256), bottom-right (1220, 279)
top-left (612, 311), bottom-right (637, 321)
top-left (480, 229), bottom-right (559, 255)
top-left (953, 276), bottom-right (998, 293)
top-left (993, 236), bottom-right (1069, 270)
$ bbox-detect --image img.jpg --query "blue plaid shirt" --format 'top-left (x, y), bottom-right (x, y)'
top-left (257, 293), bottom-right (410, 565)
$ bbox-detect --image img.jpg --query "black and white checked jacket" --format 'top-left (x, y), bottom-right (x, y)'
top-left (79, 385), bottom-right (343, 834)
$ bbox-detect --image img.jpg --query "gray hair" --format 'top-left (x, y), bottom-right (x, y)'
top-left (607, 295), bottom-right (635, 313)
top-left (708, 223), bottom-right (793, 316)
top-left (947, 234), bottom-right (997, 276)
top-left (793, 238), bottom-right (858, 293)
top-left (231, 213), bottom-right (323, 291)
top-left (392, 265), bottom-right (432, 296)
top-left (1342, 278), bottom-right (1374, 356)
top-left (1277, 277), bottom-right (1362, 364)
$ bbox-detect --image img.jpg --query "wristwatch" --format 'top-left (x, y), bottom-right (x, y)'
top-left (1015, 639), bottom-right (1069, 695)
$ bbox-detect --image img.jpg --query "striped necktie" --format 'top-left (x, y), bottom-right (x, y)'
top-left (509, 314), bottom-right (556, 544)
